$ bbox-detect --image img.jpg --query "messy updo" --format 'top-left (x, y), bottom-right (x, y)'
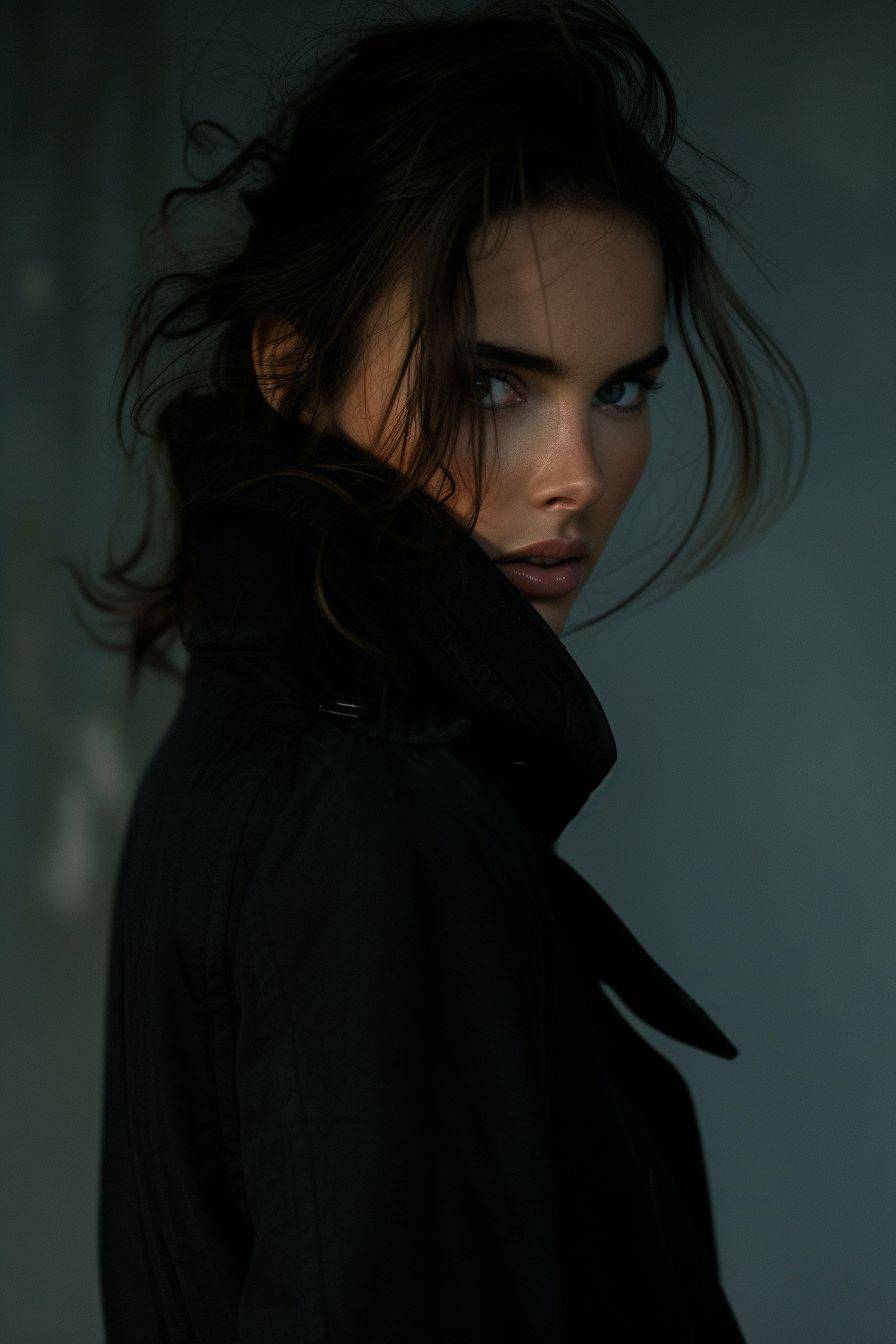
top-left (65, 0), bottom-right (810, 692)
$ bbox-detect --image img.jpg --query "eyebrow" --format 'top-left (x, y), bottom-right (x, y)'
top-left (466, 339), bottom-right (670, 384)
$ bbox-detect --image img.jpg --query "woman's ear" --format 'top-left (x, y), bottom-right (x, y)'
top-left (251, 314), bottom-right (313, 420)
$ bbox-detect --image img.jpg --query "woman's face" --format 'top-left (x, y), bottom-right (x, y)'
top-left (253, 204), bottom-right (667, 636)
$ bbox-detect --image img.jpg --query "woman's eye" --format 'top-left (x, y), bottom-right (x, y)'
top-left (470, 369), bottom-right (664, 415)
top-left (597, 379), bottom-right (648, 412)
top-left (472, 371), bottom-right (520, 410)
top-left (598, 376), bottom-right (666, 414)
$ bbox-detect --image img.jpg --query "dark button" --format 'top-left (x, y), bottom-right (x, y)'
top-left (495, 759), bottom-right (531, 786)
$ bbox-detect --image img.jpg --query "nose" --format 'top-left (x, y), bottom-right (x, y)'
top-left (537, 428), bottom-right (606, 511)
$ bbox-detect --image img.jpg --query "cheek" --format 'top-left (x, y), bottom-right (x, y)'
top-left (456, 450), bottom-right (525, 533)
top-left (422, 427), bottom-right (502, 518)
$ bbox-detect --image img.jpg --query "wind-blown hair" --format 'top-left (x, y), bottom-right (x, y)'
top-left (65, 0), bottom-right (810, 693)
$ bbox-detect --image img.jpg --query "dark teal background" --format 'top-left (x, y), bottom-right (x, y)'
top-left (2, 2), bottom-right (893, 1339)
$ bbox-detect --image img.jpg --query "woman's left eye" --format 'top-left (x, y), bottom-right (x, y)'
top-left (471, 369), bottom-right (664, 415)
top-left (595, 374), bottom-right (664, 414)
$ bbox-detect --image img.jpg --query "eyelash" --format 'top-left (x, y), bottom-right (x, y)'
top-left (470, 367), bottom-right (665, 416)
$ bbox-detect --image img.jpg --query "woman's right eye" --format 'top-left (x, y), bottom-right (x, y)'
top-left (469, 368), bottom-right (521, 411)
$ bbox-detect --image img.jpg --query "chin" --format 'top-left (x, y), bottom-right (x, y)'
top-left (530, 595), bottom-right (572, 637)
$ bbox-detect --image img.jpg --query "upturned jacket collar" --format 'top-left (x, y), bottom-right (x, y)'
top-left (168, 394), bottom-right (618, 847)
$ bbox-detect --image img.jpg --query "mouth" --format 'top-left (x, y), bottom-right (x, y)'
top-left (494, 555), bottom-right (587, 600)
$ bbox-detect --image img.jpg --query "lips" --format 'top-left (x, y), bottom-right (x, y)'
top-left (495, 556), bottom-right (586, 599)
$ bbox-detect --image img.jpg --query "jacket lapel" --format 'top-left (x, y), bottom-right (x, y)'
top-left (548, 851), bottom-right (738, 1059)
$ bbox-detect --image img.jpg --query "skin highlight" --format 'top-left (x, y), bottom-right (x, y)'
top-left (252, 204), bottom-right (668, 637)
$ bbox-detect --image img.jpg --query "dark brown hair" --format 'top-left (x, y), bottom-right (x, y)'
top-left (65, 0), bottom-right (810, 695)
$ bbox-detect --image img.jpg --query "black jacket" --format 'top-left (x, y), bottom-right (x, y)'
top-left (99, 397), bottom-right (748, 1341)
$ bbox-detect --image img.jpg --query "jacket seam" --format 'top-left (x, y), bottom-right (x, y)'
top-left (229, 738), bottom-right (335, 1343)
top-left (205, 751), bottom-right (286, 1230)
top-left (245, 864), bottom-right (331, 1342)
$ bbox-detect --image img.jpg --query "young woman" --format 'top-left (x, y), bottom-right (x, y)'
top-left (76, 1), bottom-right (809, 1339)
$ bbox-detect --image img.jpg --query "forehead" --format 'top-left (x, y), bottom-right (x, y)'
top-left (470, 205), bottom-right (666, 367)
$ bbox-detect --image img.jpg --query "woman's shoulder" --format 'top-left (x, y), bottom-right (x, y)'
top-left (240, 713), bottom-right (531, 887)
top-left (122, 681), bottom-right (545, 971)
top-left (223, 714), bottom-right (549, 957)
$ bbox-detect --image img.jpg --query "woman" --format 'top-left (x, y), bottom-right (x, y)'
top-left (77, 1), bottom-right (809, 1339)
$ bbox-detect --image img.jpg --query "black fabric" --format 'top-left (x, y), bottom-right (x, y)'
top-left (99, 395), bottom-right (748, 1341)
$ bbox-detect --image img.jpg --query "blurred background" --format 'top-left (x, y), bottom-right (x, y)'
top-left (2, 1), bottom-right (894, 1339)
